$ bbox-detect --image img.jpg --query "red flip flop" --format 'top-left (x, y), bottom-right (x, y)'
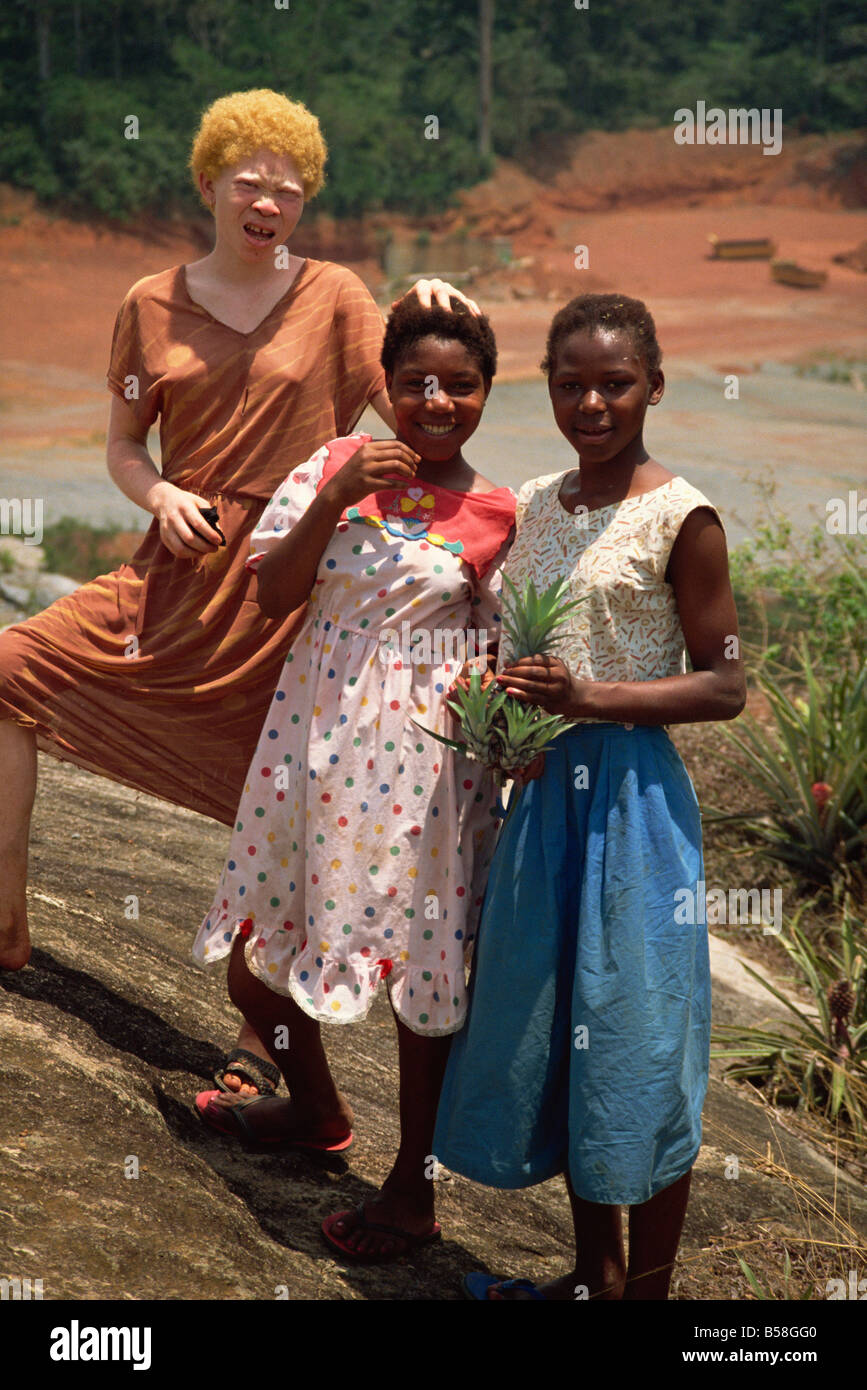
top-left (321, 1203), bottom-right (442, 1264)
top-left (195, 1090), bottom-right (353, 1153)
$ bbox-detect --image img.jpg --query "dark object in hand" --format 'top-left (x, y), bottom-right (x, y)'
top-left (194, 505), bottom-right (226, 547)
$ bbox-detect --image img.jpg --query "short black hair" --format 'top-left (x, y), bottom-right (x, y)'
top-left (541, 293), bottom-right (662, 376)
top-left (382, 294), bottom-right (497, 381)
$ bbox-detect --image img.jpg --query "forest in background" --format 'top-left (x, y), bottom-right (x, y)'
top-left (0, 0), bottom-right (865, 219)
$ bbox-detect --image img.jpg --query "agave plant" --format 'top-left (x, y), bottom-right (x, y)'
top-left (712, 898), bottom-right (867, 1136)
top-left (706, 640), bottom-right (867, 894)
top-left (414, 575), bottom-right (584, 777)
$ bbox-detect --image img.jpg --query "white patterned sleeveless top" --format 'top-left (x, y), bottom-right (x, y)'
top-left (499, 471), bottom-right (722, 720)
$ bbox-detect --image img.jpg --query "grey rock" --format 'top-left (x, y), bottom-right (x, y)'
top-left (0, 538), bottom-right (45, 572)
top-left (0, 578), bottom-right (31, 608)
top-left (31, 572), bottom-right (80, 606)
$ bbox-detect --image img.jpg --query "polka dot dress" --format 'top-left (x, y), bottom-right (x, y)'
top-left (193, 441), bottom-right (512, 1036)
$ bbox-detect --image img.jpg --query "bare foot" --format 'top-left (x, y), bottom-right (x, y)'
top-left (324, 1183), bottom-right (438, 1260)
top-left (0, 899), bottom-right (31, 971)
top-left (219, 1020), bottom-right (277, 1096)
top-left (200, 1091), bottom-right (354, 1146)
top-left (487, 1261), bottom-right (626, 1301)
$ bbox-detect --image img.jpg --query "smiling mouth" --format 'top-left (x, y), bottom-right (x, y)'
top-left (417, 421), bottom-right (455, 436)
top-left (575, 422), bottom-right (612, 436)
top-left (244, 223), bottom-right (275, 242)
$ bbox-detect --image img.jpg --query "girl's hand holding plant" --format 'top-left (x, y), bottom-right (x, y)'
top-left (494, 651), bottom-right (583, 786)
top-left (415, 577), bottom-right (584, 779)
top-left (511, 751), bottom-right (546, 786)
top-left (497, 653), bottom-right (592, 720)
top-left (450, 651), bottom-right (498, 698)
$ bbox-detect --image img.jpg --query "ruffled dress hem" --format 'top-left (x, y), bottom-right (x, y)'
top-left (193, 913), bottom-right (468, 1038)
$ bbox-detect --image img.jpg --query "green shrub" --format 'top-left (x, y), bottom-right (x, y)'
top-left (713, 899), bottom-right (867, 1137)
top-left (709, 642), bottom-right (867, 895)
top-left (0, 125), bottom-right (61, 201)
top-left (40, 519), bottom-right (138, 583)
top-left (42, 77), bottom-right (187, 221)
top-left (730, 520), bottom-right (866, 674)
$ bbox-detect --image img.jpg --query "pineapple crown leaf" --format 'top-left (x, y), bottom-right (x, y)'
top-left (409, 717), bottom-right (468, 756)
top-left (501, 574), bottom-right (585, 661)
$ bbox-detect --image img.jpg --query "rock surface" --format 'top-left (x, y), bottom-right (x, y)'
top-left (1, 755), bottom-right (864, 1301)
top-left (30, 573), bottom-right (80, 607)
top-left (0, 539), bottom-right (80, 624)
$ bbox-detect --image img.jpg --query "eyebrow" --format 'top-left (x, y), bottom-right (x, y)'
top-left (398, 363), bottom-right (482, 376)
top-left (554, 365), bottom-right (636, 376)
top-left (235, 175), bottom-right (300, 191)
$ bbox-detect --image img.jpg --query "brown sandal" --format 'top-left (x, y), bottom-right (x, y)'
top-left (214, 1047), bottom-right (281, 1097)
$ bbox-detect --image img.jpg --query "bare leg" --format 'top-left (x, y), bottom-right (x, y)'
top-left (199, 934), bottom-right (353, 1142)
top-left (487, 1171), bottom-right (692, 1300)
top-left (623, 1168), bottom-right (692, 1300)
top-left (324, 1014), bottom-right (451, 1257)
top-left (0, 721), bottom-right (37, 970)
top-left (487, 1178), bottom-right (627, 1301)
top-left (563, 1181), bottom-right (627, 1300)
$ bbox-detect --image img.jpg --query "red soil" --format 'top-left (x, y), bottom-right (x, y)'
top-left (0, 128), bottom-right (864, 445)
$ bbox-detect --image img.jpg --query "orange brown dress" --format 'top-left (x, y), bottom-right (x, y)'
top-left (0, 259), bottom-right (386, 824)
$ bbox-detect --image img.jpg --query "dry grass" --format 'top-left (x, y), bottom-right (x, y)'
top-left (676, 1112), bottom-right (865, 1301)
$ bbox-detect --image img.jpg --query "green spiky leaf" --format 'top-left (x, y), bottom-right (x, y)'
top-left (413, 580), bottom-right (586, 774)
top-left (502, 575), bottom-right (584, 661)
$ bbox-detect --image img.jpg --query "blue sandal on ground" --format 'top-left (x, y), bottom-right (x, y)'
top-left (463, 1273), bottom-right (546, 1300)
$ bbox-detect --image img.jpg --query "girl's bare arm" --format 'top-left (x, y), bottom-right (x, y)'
top-left (106, 395), bottom-right (222, 558)
top-left (255, 439), bottom-right (420, 619)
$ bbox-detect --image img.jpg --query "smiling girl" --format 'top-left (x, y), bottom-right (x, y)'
top-left (193, 297), bottom-right (515, 1261)
top-left (433, 293), bottom-right (746, 1300)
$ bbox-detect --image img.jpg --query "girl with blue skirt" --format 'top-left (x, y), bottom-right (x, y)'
top-left (433, 293), bottom-right (746, 1300)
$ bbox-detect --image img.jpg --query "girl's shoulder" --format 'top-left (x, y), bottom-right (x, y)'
top-left (266, 435), bottom-right (367, 507)
top-left (514, 471), bottom-right (568, 528)
top-left (651, 476), bottom-right (723, 536)
top-left (115, 267), bottom-right (185, 320)
top-left (310, 259), bottom-right (382, 309)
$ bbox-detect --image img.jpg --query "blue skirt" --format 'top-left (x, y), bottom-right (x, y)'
top-left (433, 724), bottom-right (711, 1206)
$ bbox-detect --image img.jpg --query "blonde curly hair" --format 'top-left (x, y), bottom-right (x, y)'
top-left (189, 88), bottom-right (327, 203)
